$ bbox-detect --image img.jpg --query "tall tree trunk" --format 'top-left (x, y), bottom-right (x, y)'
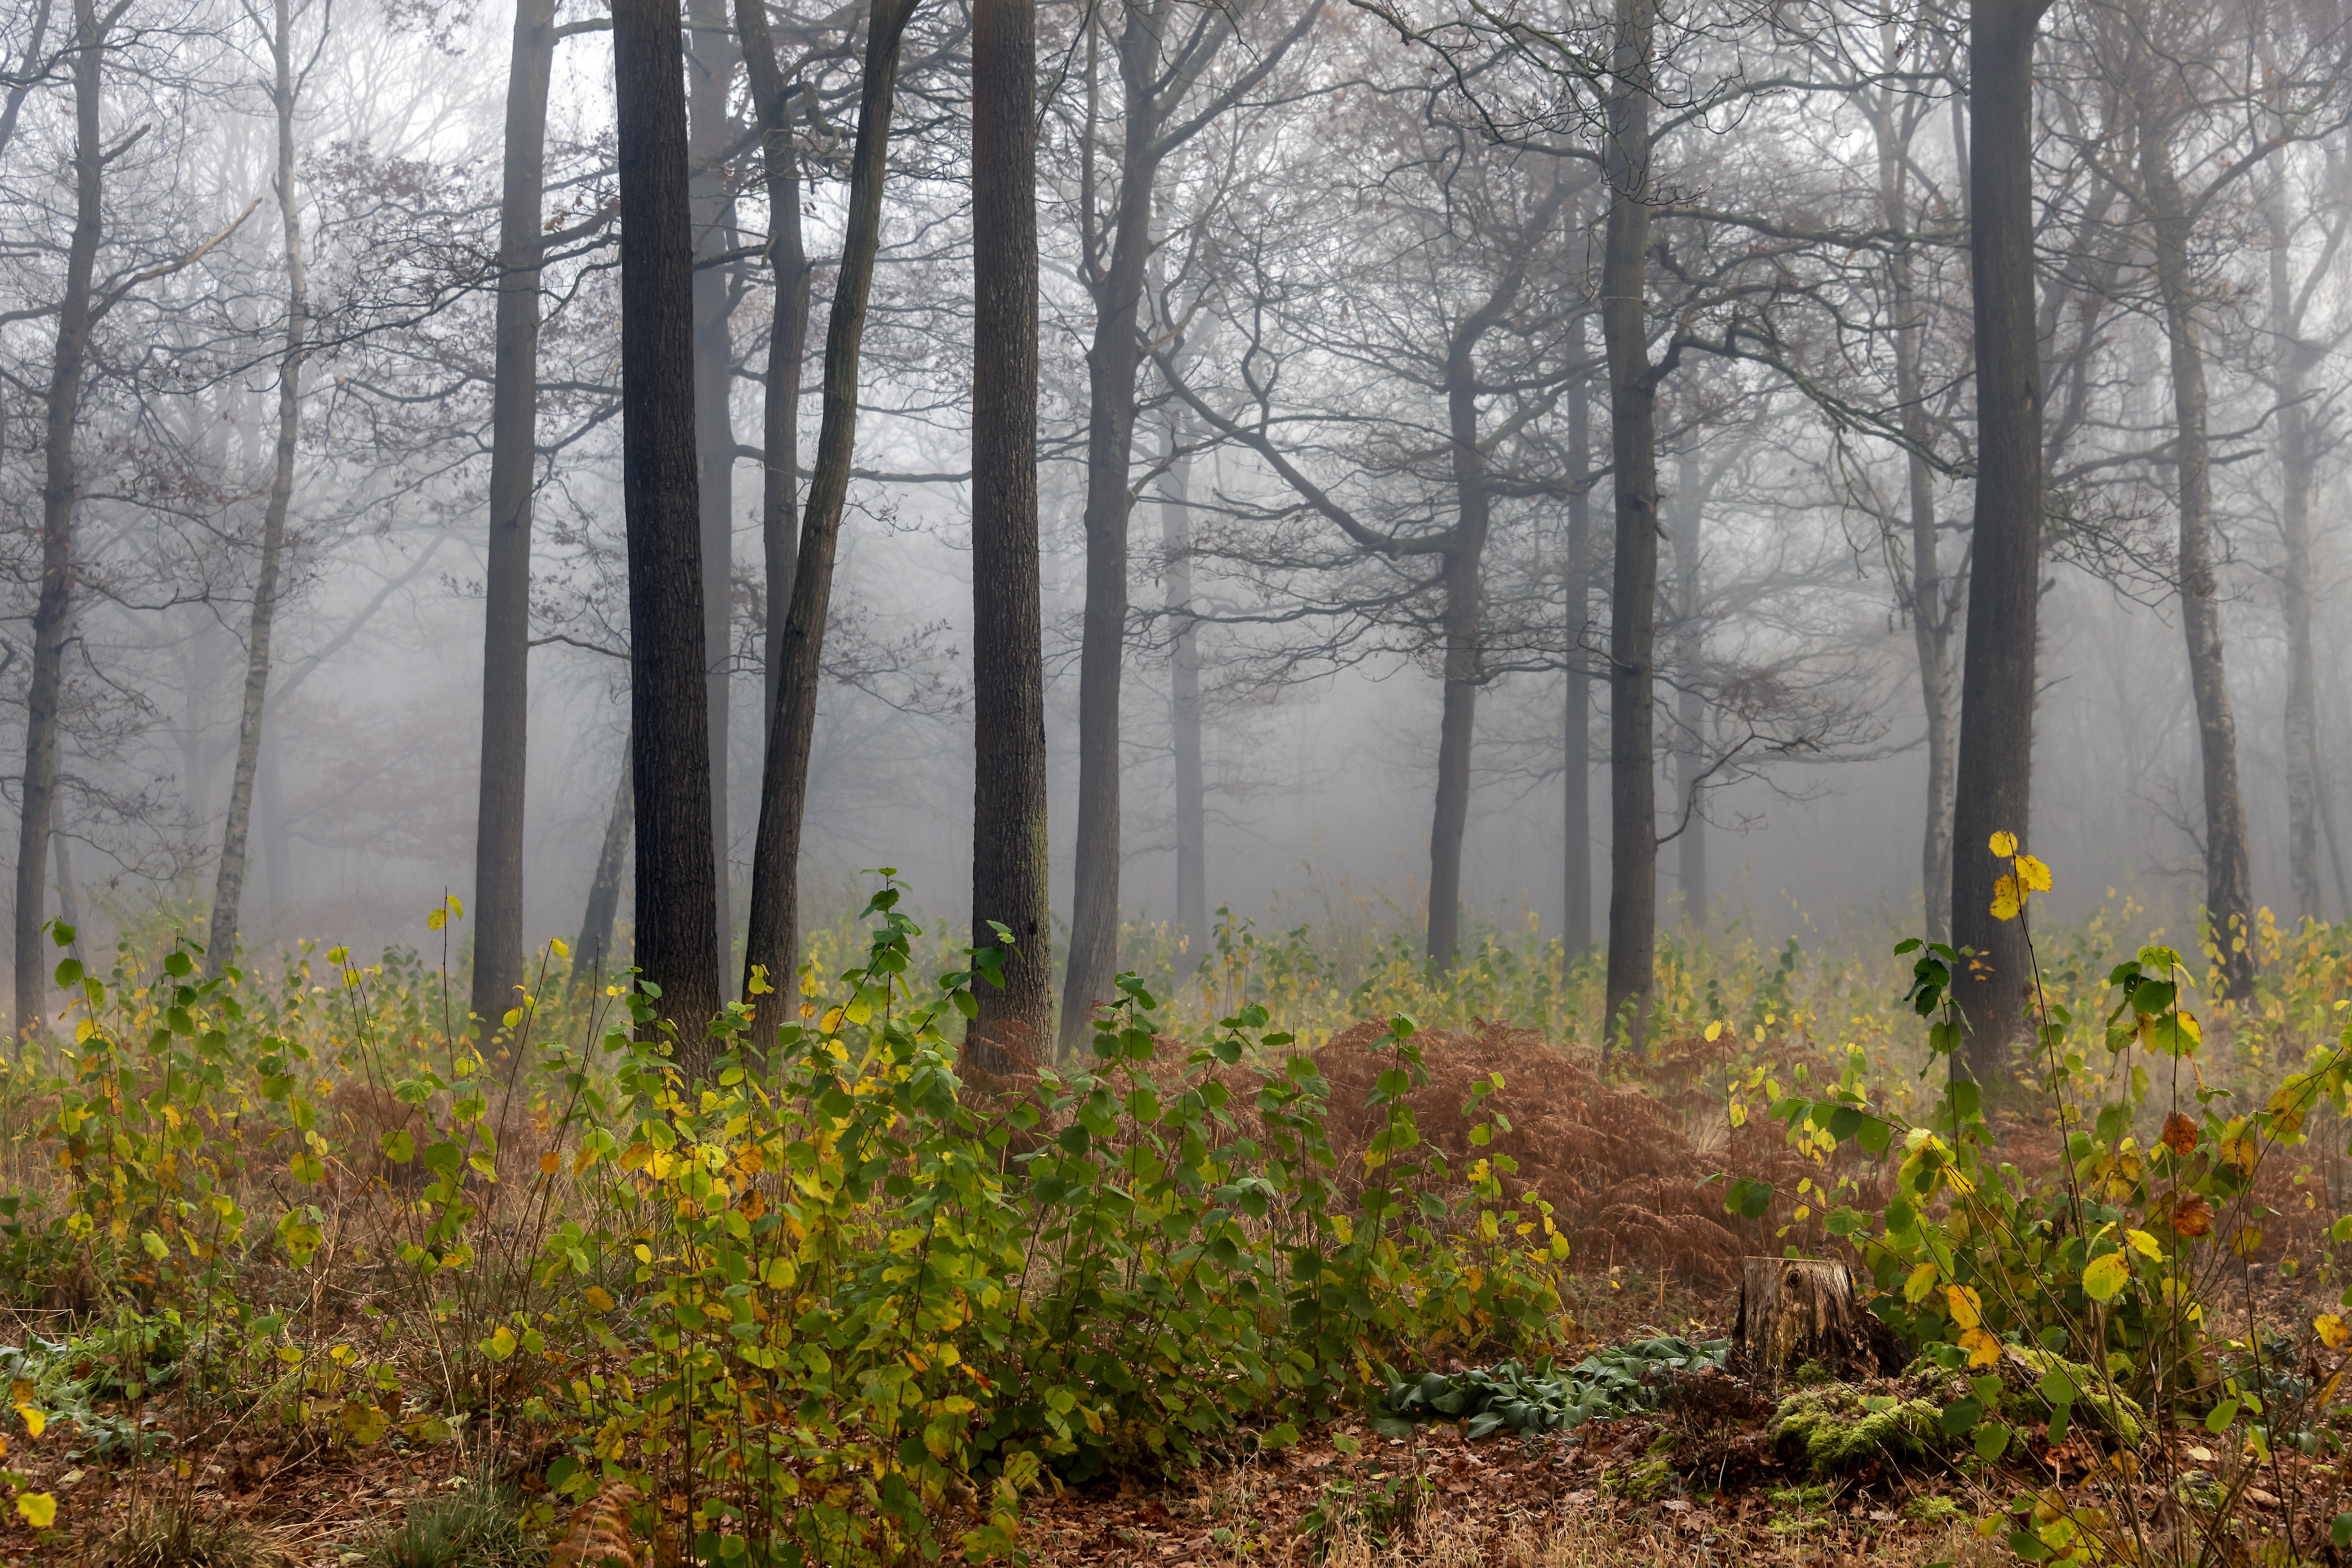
top-left (1061, 11), bottom-right (1170, 1055)
top-left (15, 0), bottom-right (106, 1047)
top-left (688, 0), bottom-right (739, 988)
top-left (260, 728), bottom-right (289, 917)
top-left (1160, 408), bottom-right (1209, 960)
top-left (739, 0), bottom-right (811, 726)
top-left (469, 0), bottom-right (556, 1031)
top-left (969, 0), bottom-right (1052, 1067)
top-left (208, 0), bottom-right (310, 980)
top-left (1670, 456), bottom-right (1705, 927)
top-left (572, 743), bottom-right (634, 996)
top-left (1875, 68), bottom-right (1957, 943)
top-left (1428, 320), bottom-right (1501, 974)
top-left (1601, 0), bottom-right (1661, 1057)
top-left (740, 0), bottom-right (919, 1038)
top-left (2143, 128), bottom-right (2255, 997)
top-left (1950, 0), bottom-right (2051, 1078)
top-left (614, 0), bottom-right (721, 1064)
top-left (2270, 169), bottom-right (2323, 924)
top-left (1563, 332), bottom-right (1593, 957)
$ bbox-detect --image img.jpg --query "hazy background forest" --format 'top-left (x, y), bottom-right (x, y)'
top-left (5, 0), bottom-right (2347, 1032)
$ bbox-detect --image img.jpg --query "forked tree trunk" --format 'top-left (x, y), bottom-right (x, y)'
top-left (969, 0), bottom-right (1053, 1068)
top-left (1733, 1257), bottom-right (1895, 1386)
top-left (2143, 126), bottom-right (2255, 999)
top-left (209, 0), bottom-right (310, 982)
top-left (468, 0), bottom-right (556, 1032)
top-left (740, 0), bottom-right (920, 1039)
top-left (614, 0), bottom-right (721, 1064)
top-left (1601, 0), bottom-right (1661, 1057)
top-left (1949, 0), bottom-right (2051, 1080)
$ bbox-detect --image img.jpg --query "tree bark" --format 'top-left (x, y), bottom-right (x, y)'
top-left (738, 0), bottom-right (811, 727)
top-left (969, 0), bottom-right (1052, 1068)
top-left (15, 0), bottom-right (107, 1047)
top-left (572, 741), bottom-right (634, 996)
top-left (2270, 169), bottom-right (2323, 924)
top-left (614, 0), bottom-right (722, 1064)
top-left (688, 0), bottom-right (740, 989)
top-left (1601, 0), bottom-right (1661, 1058)
top-left (2142, 128), bottom-right (2254, 998)
top-left (469, 0), bottom-right (556, 1032)
top-left (1669, 455), bottom-right (1705, 928)
top-left (1160, 407), bottom-right (1210, 960)
top-left (1563, 329), bottom-right (1594, 958)
top-left (740, 0), bottom-right (919, 1039)
top-left (1949, 0), bottom-right (2050, 1079)
top-left (208, 0), bottom-right (311, 982)
top-left (1428, 311), bottom-right (1500, 974)
top-left (1732, 1257), bottom-right (1893, 1387)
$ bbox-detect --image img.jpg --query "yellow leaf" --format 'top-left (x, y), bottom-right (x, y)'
top-left (7, 1380), bottom-right (28, 1406)
top-left (1704, 1021), bottom-right (1723, 1042)
top-left (2125, 1228), bottom-right (2164, 1262)
top-left (1989, 830), bottom-right (2019, 858)
top-left (15, 1492), bottom-right (54, 1528)
top-left (1991, 877), bottom-right (2022, 922)
top-left (1960, 1327), bottom-right (2001, 1368)
top-left (1728, 1100), bottom-right (1747, 1128)
top-left (2317, 1313), bottom-right (2351, 1350)
top-left (14, 1405), bottom-right (43, 1438)
top-left (539, 1152), bottom-right (559, 1176)
top-left (549, 936), bottom-right (570, 961)
top-left (2014, 854), bottom-right (2053, 893)
top-left (1944, 1284), bottom-right (1983, 1332)
top-left (2232, 1226), bottom-right (2264, 1258)
top-left (584, 1286), bottom-right (615, 1313)
top-left (747, 965), bottom-right (773, 997)
top-left (426, 909), bottom-right (445, 932)
top-left (2081, 1252), bottom-right (2132, 1301)
top-left (1904, 1262), bottom-right (1940, 1304)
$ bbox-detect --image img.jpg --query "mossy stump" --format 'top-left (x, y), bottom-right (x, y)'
top-left (1732, 1256), bottom-right (1896, 1387)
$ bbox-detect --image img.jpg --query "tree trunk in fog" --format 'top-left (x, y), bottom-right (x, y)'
top-left (1427, 312), bottom-right (1500, 975)
top-left (573, 743), bottom-right (634, 996)
top-left (261, 731), bottom-right (289, 917)
top-left (209, 0), bottom-right (310, 981)
top-left (1873, 68), bottom-right (1956, 944)
top-left (969, 0), bottom-right (1052, 1069)
top-left (51, 833), bottom-right (83, 968)
top-left (2270, 170), bottom-right (2324, 924)
top-left (739, 0), bottom-right (811, 727)
top-left (1669, 456), bottom-right (1705, 928)
top-left (15, 0), bottom-right (108, 1047)
top-left (1949, 0), bottom-right (2050, 1079)
top-left (469, 0), bottom-right (555, 1032)
top-left (2143, 129), bottom-right (2254, 998)
top-left (1563, 337), bottom-right (1593, 958)
top-left (741, 0), bottom-right (919, 1041)
top-left (614, 0), bottom-right (721, 1065)
top-left (1601, 0), bottom-right (1661, 1057)
top-left (688, 0), bottom-right (739, 988)
top-left (1160, 409), bottom-right (1210, 961)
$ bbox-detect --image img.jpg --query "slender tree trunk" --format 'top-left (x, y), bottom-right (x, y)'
top-left (1061, 13), bottom-right (1171, 1054)
top-left (572, 743), bottom-right (634, 996)
top-left (688, 0), bottom-right (739, 989)
top-left (1564, 333), bottom-right (1593, 957)
top-left (1949, 0), bottom-right (2050, 1078)
top-left (51, 833), bottom-right (82, 967)
top-left (15, 0), bottom-right (106, 1047)
top-left (970, 0), bottom-right (1052, 1067)
top-left (1601, 0), bottom-right (1660, 1057)
top-left (2270, 170), bottom-right (2323, 923)
top-left (614, 0), bottom-right (721, 1063)
top-left (2143, 128), bottom-right (2255, 996)
top-left (1670, 456), bottom-right (1705, 927)
top-left (1160, 408), bottom-right (1210, 960)
top-left (208, 0), bottom-right (310, 981)
top-left (740, 0), bottom-right (919, 1038)
top-left (469, 0), bottom-right (556, 1030)
top-left (1875, 72), bottom-right (1956, 943)
top-left (739, 0), bottom-right (810, 726)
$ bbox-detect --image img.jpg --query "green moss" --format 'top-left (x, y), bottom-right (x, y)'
top-left (1769, 1385), bottom-right (1943, 1474)
top-left (1903, 1494), bottom-right (1965, 1524)
top-left (2002, 1345), bottom-right (2143, 1447)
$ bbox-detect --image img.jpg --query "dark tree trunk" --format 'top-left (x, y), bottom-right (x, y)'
top-left (740, 0), bottom-right (919, 1038)
top-left (468, 0), bottom-right (555, 1032)
top-left (2272, 171), bottom-right (2324, 923)
top-left (2143, 129), bottom-right (2254, 998)
top-left (688, 0), bottom-right (739, 988)
top-left (969, 0), bottom-right (1052, 1068)
top-left (572, 742), bottom-right (634, 996)
top-left (209, 0), bottom-right (307, 981)
top-left (738, 0), bottom-right (811, 727)
top-left (1669, 456), bottom-right (1705, 928)
top-left (15, 0), bottom-right (105, 1047)
top-left (1601, 0), bottom-right (1661, 1057)
top-left (1160, 408), bottom-right (1210, 960)
top-left (1428, 320), bottom-right (1498, 974)
top-left (614, 0), bottom-right (722, 1065)
top-left (1563, 333), bottom-right (1594, 958)
top-left (1949, 0), bottom-right (2051, 1078)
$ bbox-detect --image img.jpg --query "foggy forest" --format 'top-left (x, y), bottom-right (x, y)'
top-left (8, 0), bottom-right (2352, 1560)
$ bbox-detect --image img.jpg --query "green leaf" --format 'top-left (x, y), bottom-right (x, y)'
top-left (2205, 1399), bottom-right (2240, 1434)
top-left (2081, 1252), bottom-right (2131, 1301)
top-left (1974, 1422), bottom-right (2011, 1460)
top-left (1940, 1396), bottom-right (1982, 1436)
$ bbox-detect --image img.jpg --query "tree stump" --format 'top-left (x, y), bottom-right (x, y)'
top-left (1732, 1257), bottom-right (1901, 1387)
